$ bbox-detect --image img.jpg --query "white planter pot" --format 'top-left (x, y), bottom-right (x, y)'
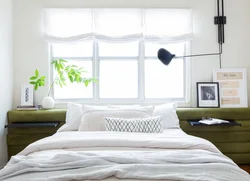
top-left (42, 96), bottom-right (55, 109)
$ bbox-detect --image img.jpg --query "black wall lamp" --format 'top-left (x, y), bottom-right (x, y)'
top-left (158, 0), bottom-right (226, 68)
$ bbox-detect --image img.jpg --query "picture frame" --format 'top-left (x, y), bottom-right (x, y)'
top-left (197, 82), bottom-right (220, 108)
top-left (21, 84), bottom-right (34, 106)
top-left (213, 68), bottom-right (248, 108)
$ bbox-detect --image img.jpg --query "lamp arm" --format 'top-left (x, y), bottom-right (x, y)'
top-left (175, 42), bottom-right (223, 59)
top-left (175, 43), bottom-right (223, 68)
top-left (175, 52), bottom-right (222, 59)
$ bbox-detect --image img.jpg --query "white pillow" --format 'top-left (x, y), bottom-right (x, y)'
top-left (152, 103), bottom-right (180, 129)
top-left (57, 102), bottom-right (84, 132)
top-left (108, 104), bottom-right (140, 108)
top-left (57, 103), bottom-right (108, 132)
top-left (109, 103), bottom-right (180, 129)
top-left (78, 105), bottom-right (155, 131)
top-left (104, 116), bottom-right (163, 133)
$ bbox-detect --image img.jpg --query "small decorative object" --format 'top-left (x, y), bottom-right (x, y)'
top-left (21, 84), bottom-right (34, 106)
top-left (29, 59), bottom-right (98, 109)
top-left (197, 82), bottom-right (220, 108)
top-left (213, 68), bottom-right (248, 108)
top-left (41, 96), bottom-right (55, 109)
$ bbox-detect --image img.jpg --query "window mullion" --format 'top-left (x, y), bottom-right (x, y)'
top-left (138, 40), bottom-right (145, 102)
top-left (93, 40), bottom-right (99, 101)
top-left (49, 44), bottom-right (55, 98)
top-left (184, 41), bottom-right (191, 103)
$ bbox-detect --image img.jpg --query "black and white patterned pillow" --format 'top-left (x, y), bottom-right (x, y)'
top-left (104, 116), bottom-right (163, 133)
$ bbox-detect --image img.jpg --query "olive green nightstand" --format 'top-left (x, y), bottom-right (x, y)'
top-left (6, 109), bottom-right (66, 158)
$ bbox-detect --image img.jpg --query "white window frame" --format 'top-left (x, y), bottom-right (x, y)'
top-left (50, 39), bottom-right (191, 105)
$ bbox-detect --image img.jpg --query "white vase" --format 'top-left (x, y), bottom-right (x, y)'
top-left (42, 96), bottom-right (55, 109)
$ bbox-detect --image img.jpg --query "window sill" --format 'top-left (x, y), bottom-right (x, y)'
top-left (53, 100), bottom-right (191, 109)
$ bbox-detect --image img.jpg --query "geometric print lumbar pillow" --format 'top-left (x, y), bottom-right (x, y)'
top-left (104, 116), bottom-right (163, 133)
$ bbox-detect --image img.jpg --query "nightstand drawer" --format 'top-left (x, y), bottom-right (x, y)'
top-left (225, 153), bottom-right (250, 165)
top-left (8, 145), bottom-right (27, 158)
top-left (8, 122), bottom-right (64, 134)
top-left (187, 131), bottom-right (250, 142)
top-left (7, 134), bottom-right (53, 145)
top-left (215, 142), bottom-right (250, 153)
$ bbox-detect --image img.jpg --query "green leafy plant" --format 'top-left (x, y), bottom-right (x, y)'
top-left (29, 58), bottom-right (98, 96)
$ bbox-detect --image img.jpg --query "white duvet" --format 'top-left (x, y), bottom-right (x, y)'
top-left (0, 129), bottom-right (249, 181)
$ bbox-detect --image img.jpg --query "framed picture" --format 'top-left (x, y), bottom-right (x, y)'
top-left (197, 82), bottom-right (220, 108)
top-left (21, 84), bottom-right (34, 106)
top-left (213, 68), bottom-right (248, 108)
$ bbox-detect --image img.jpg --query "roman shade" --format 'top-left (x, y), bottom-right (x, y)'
top-left (43, 8), bottom-right (193, 43)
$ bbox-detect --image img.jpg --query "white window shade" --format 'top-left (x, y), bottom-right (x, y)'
top-left (144, 9), bottom-right (193, 42)
top-left (94, 9), bottom-right (142, 41)
top-left (43, 9), bottom-right (93, 42)
top-left (43, 8), bottom-right (193, 43)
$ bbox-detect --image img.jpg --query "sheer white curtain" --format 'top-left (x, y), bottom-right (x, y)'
top-left (43, 8), bottom-right (193, 43)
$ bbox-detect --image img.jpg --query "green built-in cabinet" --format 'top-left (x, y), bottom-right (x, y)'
top-left (6, 108), bottom-right (250, 164)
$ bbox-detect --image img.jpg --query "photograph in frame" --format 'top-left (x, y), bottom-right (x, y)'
top-left (197, 82), bottom-right (220, 108)
top-left (21, 84), bottom-right (34, 106)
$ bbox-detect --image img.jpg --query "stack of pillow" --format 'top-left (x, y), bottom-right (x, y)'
top-left (57, 103), bottom-right (180, 133)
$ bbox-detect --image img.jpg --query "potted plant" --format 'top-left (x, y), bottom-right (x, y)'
top-left (29, 58), bottom-right (97, 109)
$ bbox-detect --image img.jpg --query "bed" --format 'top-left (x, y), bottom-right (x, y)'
top-left (1, 103), bottom-right (250, 181)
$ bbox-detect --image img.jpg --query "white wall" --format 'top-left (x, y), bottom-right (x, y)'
top-left (12, 0), bottom-right (250, 107)
top-left (0, 0), bottom-right (13, 167)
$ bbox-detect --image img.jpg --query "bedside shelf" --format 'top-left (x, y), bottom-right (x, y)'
top-left (188, 119), bottom-right (242, 126)
top-left (5, 121), bottom-right (60, 128)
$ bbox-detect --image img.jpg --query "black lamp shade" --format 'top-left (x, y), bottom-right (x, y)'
top-left (157, 48), bottom-right (176, 66)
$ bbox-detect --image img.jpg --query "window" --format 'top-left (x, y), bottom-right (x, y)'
top-left (45, 8), bottom-right (193, 102)
top-left (51, 41), bottom-right (188, 101)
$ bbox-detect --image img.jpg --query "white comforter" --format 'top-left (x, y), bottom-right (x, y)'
top-left (0, 129), bottom-right (249, 181)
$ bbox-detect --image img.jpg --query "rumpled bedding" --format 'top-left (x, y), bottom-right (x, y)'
top-left (0, 130), bottom-right (249, 181)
